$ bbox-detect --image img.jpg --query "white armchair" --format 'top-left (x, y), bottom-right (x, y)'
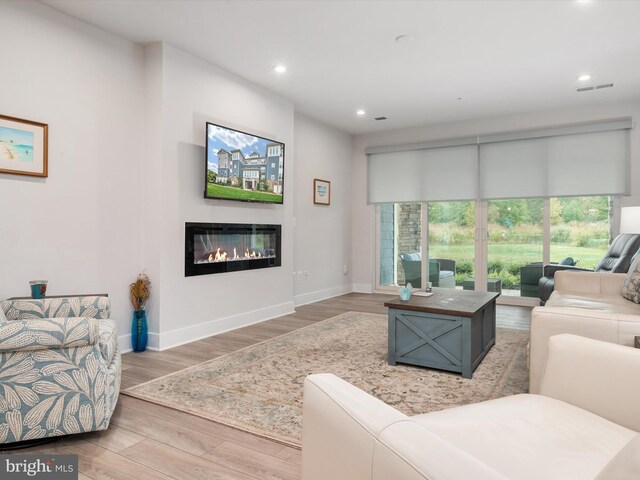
top-left (303, 334), bottom-right (640, 480)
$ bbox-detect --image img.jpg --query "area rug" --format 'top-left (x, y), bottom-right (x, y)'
top-left (123, 311), bottom-right (529, 448)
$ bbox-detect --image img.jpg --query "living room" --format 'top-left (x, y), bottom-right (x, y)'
top-left (1, 1), bottom-right (640, 479)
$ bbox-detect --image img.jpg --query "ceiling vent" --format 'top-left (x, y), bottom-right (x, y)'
top-left (576, 83), bottom-right (614, 93)
top-left (374, 116), bottom-right (388, 121)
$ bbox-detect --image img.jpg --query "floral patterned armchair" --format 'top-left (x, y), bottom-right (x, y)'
top-left (0, 295), bottom-right (120, 444)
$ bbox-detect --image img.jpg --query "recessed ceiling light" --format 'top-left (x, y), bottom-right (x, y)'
top-left (577, 73), bottom-right (591, 82)
top-left (395, 34), bottom-right (412, 43)
top-left (575, 0), bottom-right (592, 4)
top-left (273, 65), bottom-right (287, 74)
top-left (356, 109), bottom-right (366, 116)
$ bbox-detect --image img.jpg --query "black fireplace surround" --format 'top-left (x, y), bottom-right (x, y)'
top-left (185, 222), bottom-right (281, 277)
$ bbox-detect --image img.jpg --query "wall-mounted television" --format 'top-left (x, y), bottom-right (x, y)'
top-left (205, 122), bottom-right (284, 204)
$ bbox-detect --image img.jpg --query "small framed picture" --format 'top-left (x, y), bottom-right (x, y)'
top-left (0, 114), bottom-right (48, 178)
top-left (313, 178), bottom-right (331, 205)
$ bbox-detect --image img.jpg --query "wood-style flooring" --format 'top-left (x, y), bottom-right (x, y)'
top-left (20, 292), bottom-right (532, 480)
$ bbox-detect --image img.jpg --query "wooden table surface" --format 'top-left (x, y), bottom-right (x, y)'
top-left (384, 288), bottom-right (499, 317)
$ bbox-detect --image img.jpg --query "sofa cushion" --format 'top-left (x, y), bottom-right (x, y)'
top-left (412, 394), bottom-right (635, 480)
top-left (0, 303), bottom-right (6, 324)
top-left (595, 434), bottom-right (640, 480)
top-left (547, 291), bottom-right (640, 316)
top-left (621, 257), bottom-right (640, 303)
top-left (400, 252), bottom-right (421, 262)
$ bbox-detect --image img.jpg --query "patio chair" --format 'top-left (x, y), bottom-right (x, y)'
top-left (400, 252), bottom-right (456, 288)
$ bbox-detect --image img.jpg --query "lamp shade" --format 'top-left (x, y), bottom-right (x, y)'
top-left (620, 207), bottom-right (640, 234)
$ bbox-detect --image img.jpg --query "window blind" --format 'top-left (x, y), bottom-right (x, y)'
top-left (366, 118), bottom-right (632, 204)
top-left (367, 144), bottom-right (478, 204)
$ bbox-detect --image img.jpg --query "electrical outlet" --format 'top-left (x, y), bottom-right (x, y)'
top-left (343, 264), bottom-right (348, 275)
top-left (303, 270), bottom-right (309, 280)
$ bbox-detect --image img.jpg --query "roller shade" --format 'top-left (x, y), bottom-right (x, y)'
top-left (479, 129), bottom-right (630, 199)
top-left (367, 144), bottom-right (477, 204)
top-left (366, 118), bottom-right (632, 204)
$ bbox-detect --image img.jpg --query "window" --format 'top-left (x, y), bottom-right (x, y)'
top-left (268, 146), bottom-right (281, 156)
top-left (271, 162), bottom-right (276, 168)
top-left (377, 196), bottom-right (614, 304)
top-left (270, 175), bottom-right (275, 180)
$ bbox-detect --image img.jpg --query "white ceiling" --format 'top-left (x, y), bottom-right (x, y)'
top-left (41, 0), bottom-right (640, 135)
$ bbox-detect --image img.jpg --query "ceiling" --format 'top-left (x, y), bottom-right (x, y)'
top-left (41, 0), bottom-right (640, 135)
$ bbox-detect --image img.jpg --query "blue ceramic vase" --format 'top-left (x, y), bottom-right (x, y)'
top-left (131, 307), bottom-right (148, 352)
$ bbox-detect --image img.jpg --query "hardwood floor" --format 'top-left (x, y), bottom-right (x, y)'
top-left (21, 292), bottom-right (531, 480)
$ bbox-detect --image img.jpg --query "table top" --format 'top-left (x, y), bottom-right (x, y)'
top-left (384, 288), bottom-right (499, 317)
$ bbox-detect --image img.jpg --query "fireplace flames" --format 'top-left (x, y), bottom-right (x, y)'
top-left (205, 246), bottom-right (272, 263)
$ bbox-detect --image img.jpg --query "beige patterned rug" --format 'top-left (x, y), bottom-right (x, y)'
top-left (123, 311), bottom-right (529, 448)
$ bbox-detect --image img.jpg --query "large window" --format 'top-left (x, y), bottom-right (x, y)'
top-left (377, 195), bottom-right (613, 302)
top-left (370, 119), bottom-right (629, 301)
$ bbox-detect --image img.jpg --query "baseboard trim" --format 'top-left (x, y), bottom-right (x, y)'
top-left (118, 332), bottom-right (160, 354)
top-left (294, 284), bottom-right (352, 307)
top-left (155, 301), bottom-right (296, 351)
top-left (352, 283), bottom-right (373, 294)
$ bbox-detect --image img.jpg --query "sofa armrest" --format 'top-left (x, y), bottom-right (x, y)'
top-left (540, 334), bottom-right (640, 432)
top-left (529, 306), bottom-right (622, 394)
top-left (303, 373), bottom-right (407, 480)
top-left (554, 270), bottom-right (626, 296)
top-left (303, 374), bottom-right (507, 480)
top-left (0, 317), bottom-right (100, 352)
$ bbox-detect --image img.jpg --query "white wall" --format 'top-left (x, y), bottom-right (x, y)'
top-left (0, 1), bottom-right (359, 352)
top-left (352, 101), bottom-right (640, 291)
top-left (0, 1), bottom-right (145, 337)
top-left (145, 44), bottom-right (296, 349)
top-left (293, 113), bottom-right (353, 305)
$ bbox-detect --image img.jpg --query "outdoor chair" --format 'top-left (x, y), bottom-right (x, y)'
top-left (400, 252), bottom-right (456, 289)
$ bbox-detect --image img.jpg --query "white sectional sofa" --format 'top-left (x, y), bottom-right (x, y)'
top-left (529, 270), bottom-right (640, 394)
top-left (302, 335), bottom-right (640, 480)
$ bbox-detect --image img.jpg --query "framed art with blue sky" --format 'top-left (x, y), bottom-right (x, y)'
top-left (0, 114), bottom-right (48, 177)
top-left (314, 178), bottom-right (330, 205)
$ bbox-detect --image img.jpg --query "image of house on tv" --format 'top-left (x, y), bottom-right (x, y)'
top-left (215, 144), bottom-right (284, 194)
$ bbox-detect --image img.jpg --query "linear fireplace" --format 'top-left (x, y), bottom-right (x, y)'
top-left (185, 222), bottom-right (281, 277)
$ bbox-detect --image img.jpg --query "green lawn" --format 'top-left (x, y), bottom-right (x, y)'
top-left (429, 243), bottom-right (607, 270)
top-left (206, 183), bottom-right (282, 203)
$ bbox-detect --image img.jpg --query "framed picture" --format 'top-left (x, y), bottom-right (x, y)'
top-left (0, 114), bottom-right (48, 177)
top-left (313, 178), bottom-right (331, 205)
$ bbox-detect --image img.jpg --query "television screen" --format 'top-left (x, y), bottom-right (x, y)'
top-left (205, 122), bottom-right (284, 204)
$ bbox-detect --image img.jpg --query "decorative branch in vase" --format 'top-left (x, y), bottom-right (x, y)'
top-left (130, 273), bottom-right (151, 352)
